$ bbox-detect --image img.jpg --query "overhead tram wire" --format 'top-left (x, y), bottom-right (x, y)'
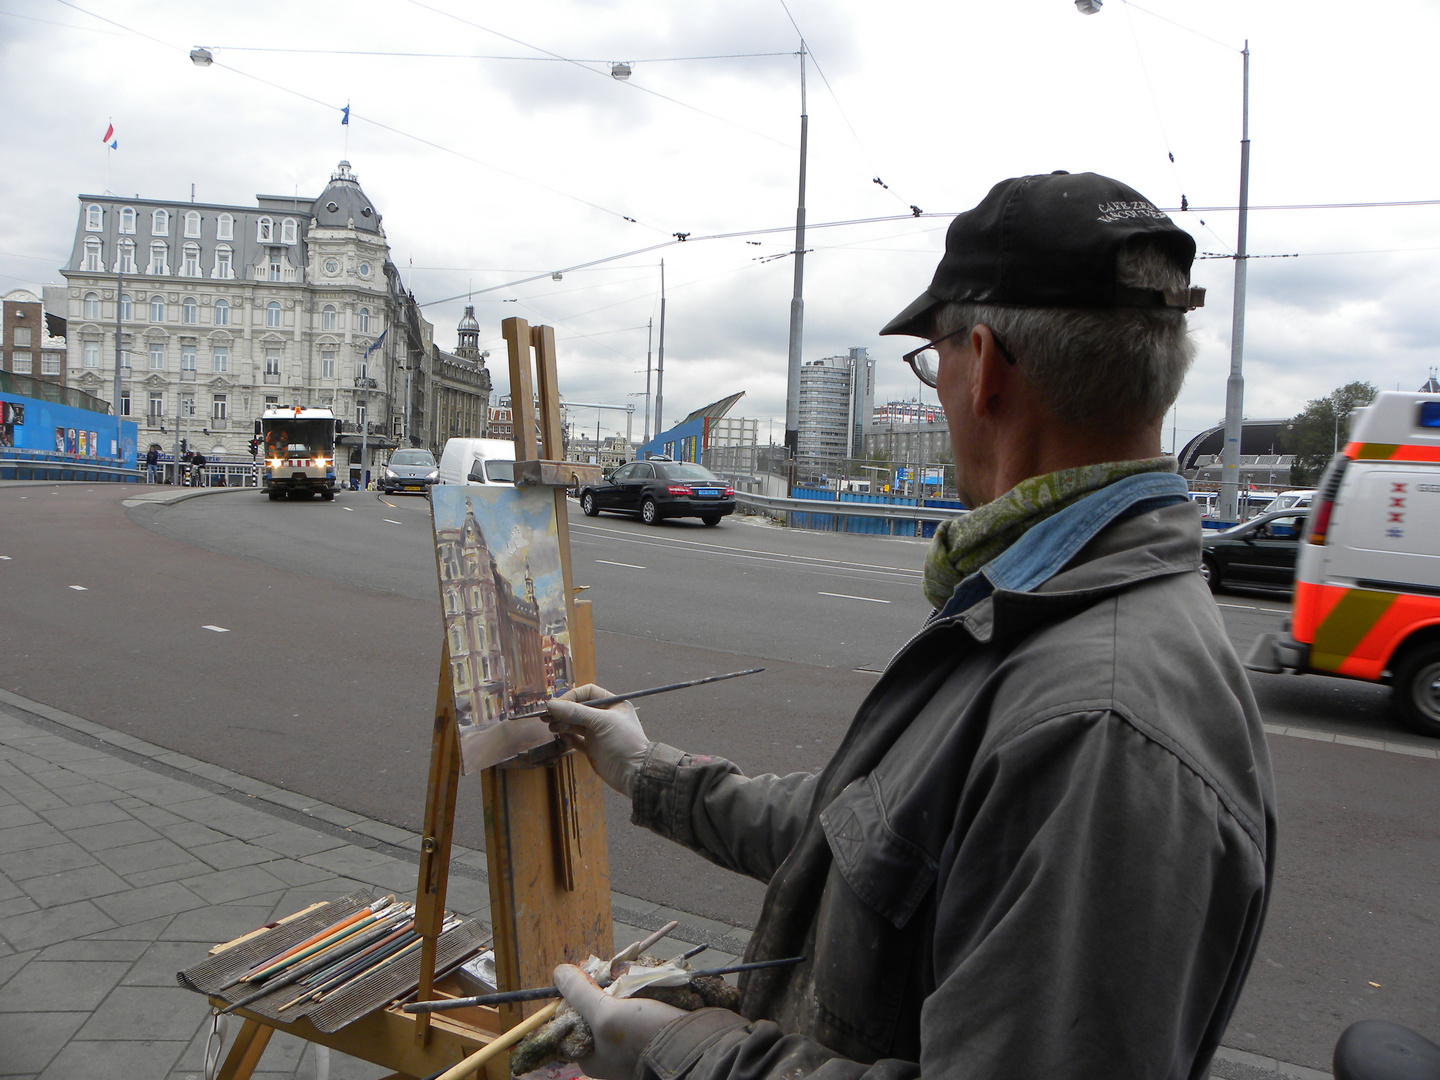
top-left (404, 0), bottom-right (795, 150)
top-left (51, 0), bottom-right (661, 233)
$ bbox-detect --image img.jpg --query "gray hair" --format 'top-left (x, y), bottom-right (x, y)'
top-left (933, 242), bottom-right (1195, 429)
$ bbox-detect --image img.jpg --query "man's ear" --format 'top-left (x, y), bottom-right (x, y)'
top-left (969, 324), bottom-right (1013, 419)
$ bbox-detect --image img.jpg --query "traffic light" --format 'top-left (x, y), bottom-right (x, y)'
top-left (180, 439), bottom-right (187, 454)
top-left (248, 437), bottom-right (260, 455)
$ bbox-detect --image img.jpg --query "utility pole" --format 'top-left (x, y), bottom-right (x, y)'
top-left (655, 260), bottom-right (666, 437)
top-left (644, 317), bottom-right (653, 444)
top-left (783, 45), bottom-right (809, 461)
top-left (1218, 42), bottom-right (1251, 523)
top-left (113, 265), bottom-right (124, 455)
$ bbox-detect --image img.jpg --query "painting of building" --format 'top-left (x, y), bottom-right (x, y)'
top-left (432, 484), bottom-right (572, 773)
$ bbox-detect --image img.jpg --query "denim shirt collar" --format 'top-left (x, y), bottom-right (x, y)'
top-left (936, 471), bottom-right (1190, 622)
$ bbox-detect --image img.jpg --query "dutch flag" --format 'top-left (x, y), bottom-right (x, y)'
top-left (102, 123), bottom-right (117, 149)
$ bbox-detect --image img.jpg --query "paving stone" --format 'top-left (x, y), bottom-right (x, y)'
top-left (92, 837), bottom-right (193, 876)
top-left (262, 859), bottom-right (340, 888)
top-left (0, 870), bottom-right (20, 902)
top-left (166, 794), bottom-right (240, 823)
top-left (22, 768), bottom-right (95, 790)
top-left (349, 859), bottom-right (419, 894)
top-left (62, 756), bottom-right (151, 777)
top-left (249, 827), bottom-right (349, 860)
top-left (0, 900), bottom-right (116, 951)
top-left (38, 1035), bottom-right (188, 1079)
top-left (0, 842), bottom-right (98, 881)
top-left (20, 863), bottom-right (131, 907)
top-left (67, 819), bottom-right (163, 853)
top-left (92, 882), bottom-right (207, 926)
top-left (270, 885), bottom-right (371, 921)
top-left (179, 865), bottom-right (288, 905)
top-left (121, 802), bottom-right (185, 829)
top-left (38, 802), bottom-right (132, 831)
top-left (123, 939), bottom-right (218, 986)
top-left (0, 1010), bottom-right (88, 1074)
top-left (159, 903), bottom-right (275, 945)
top-left (191, 838), bottom-right (276, 871)
top-left (301, 804), bottom-right (366, 828)
top-left (443, 877), bottom-right (492, 918)
top-left (158, 820), bottom-right (232, 848)
top-left (37, 938), bottom-right (148, 963)
top-left (0, 948), bottom-right (36, 985)
top-left (75, 983), bottom-right (207, 1040)
top-left (0, 804), bottom-right (42, 830)
top-left (4, 783), bottom-right (67, 813)
top-left (301, 846), bottom-right (395, 877)
top-left (0, 959), bottom-right (130, 1012)
top-left (81, 914), bottom-right (174, 942)
top-left (0, 895), bottom-right (39, 918)
top-left (0, 823), bottom-right (66, 855)
top-left (205, 810), bottom-right (295, 843)
top-left (123, 857), bottom-right (215, 888)
top-left (347, 819), bottom-right (415, 846)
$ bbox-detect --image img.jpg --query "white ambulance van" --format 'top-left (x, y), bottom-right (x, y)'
top-left (1246, 391), bottom-right (1440, 736)
top-left (436, 437), bottom-right (516, 488)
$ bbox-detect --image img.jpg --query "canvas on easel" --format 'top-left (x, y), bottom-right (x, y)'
top-left (431, 483), bottom-right (574, 774)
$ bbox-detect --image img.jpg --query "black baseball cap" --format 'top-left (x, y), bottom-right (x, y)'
top-left (879, 171), bottom-right (1202, 338)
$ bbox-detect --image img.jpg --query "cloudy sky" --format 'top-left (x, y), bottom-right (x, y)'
top-left (3, 0), bottom-right (1438, 448)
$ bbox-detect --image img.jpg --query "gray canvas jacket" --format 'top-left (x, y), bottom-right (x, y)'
top-left (630, 481), bottom-right (1276, 1080)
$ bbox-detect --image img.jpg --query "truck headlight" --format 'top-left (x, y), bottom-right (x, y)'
top-left (269, 458), bottom-right (282, 469)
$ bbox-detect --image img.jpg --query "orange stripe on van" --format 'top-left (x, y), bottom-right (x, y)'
top-left (1337, 594), bottom-right (1440, 680)
top-left (1305, 587), bottom-right (1398, 674)
top-left (1347, 441), bottom-right (1440, 463)
top-left (1292, 580), bottom-right (1346, 648)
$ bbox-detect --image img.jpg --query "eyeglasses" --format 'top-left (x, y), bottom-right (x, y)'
top-left (900, 326), bottom-right (1018, 388)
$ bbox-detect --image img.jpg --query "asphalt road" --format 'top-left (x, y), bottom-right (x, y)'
top-left (3, 481), bottom-right (1437, 1070)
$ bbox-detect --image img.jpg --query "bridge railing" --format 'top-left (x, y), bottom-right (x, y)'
top-left (735, 491), bottom-right (967, 535)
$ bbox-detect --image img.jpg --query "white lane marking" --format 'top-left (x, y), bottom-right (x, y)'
top-left (343, 506), bottom-right (354, 512)
top-left (1217, 603), bottom-right (1257, 609)
top-left (595, 559), bottom-right (646, 569)
top-left (1218, 602), bottom-right (1288, 613)
top-left (819, 591), bottom-right (891, 604)
top-left (0, 556), bottom-right (10, 560)
top-left (383, 519), bottom-right (402, 525)
top-left (569, 532), bottom-right (919, 584)
top-left (202, 625), bottom-right (230, 633)
top-left (69, 585), bottom-right (87, 591)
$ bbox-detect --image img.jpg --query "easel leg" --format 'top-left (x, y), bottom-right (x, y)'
top-left (215, 1017), bottom-right (273, 1080)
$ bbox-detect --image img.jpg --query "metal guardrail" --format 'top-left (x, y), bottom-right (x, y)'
top-left (0, 453), bottom-right (142, 483)
top-left (735, 490), bottom-right (968, 528)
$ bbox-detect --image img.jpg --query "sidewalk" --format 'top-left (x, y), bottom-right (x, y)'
top-left (0, 689), bottom-right (751, 1079)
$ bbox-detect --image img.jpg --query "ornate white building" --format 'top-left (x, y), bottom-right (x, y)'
top-left (58, 162), bottom-right (406, 460)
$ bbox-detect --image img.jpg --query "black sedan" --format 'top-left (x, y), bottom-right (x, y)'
top-left (1200, 509), bottom-right (1308, 593)
top-left (579, 459), bottom-right (735, 526)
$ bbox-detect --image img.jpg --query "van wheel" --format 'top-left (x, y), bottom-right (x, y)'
top-left (1199, 555), bottom-right (1221, 592)
top-left (581, 492), bottom-right (599, 517)
top-left (267, 490), bottom-right (280, 501)
top-left (641, 498), bottom-right (660, 525)
top-left (1393, 644), bottom-right (1440, 737)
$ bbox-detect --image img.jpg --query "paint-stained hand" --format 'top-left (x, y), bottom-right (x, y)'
top-left (552, 963), bottom-right (686, 1080)
top-left (545, 684), bottom-right (651, 797)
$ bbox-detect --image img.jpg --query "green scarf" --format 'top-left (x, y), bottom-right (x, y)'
top-left (923, 456), bottom-right (1179, 609)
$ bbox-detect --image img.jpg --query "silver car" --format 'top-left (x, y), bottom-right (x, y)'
top-left (380, 449), bottom-right (439, 495)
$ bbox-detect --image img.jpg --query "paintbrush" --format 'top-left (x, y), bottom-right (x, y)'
top-left (510, 668), bottom-right (764, 720)
top-left (220, 897), bottom-right (396, 991)
top-left (242, 900), bottom-right (406, 984)
top-left (402, 955), bottom-right (803, 1013)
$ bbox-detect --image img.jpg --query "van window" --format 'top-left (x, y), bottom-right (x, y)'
top-left (485, 459), bottom-right (514, 483)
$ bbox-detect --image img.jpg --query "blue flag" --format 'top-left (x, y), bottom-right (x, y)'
top-left (364, 328), bottom-right (386, 358)
top-left (341, 103), bottom-right (350, 126)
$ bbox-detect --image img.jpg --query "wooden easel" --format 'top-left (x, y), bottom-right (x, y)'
top-left (212, 319), bottom-right (609, 1079)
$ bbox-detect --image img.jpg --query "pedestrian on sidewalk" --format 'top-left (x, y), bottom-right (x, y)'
top-left (545, 172), bottom-right (1277, 1080)
top-left (145, 444), bottom-right (159, 484)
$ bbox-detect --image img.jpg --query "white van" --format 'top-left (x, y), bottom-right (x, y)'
top-left (1246, 392), bottom-right (1440, 736)
top-left (1261, 489), bottom-right (1316, 514)
top-left (436, 438), bottom-right (516, 487)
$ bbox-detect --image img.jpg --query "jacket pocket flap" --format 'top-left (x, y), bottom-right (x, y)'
top-left (820, 776), bottom-right (938, 929)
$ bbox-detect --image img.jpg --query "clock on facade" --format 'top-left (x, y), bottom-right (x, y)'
top-left (324, 258), bottom-right (339, 275)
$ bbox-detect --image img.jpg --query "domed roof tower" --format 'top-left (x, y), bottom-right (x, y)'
top-left (311, 161), bottom-right (382, 235)
top-left (456, 303), bottom-right (481, 361)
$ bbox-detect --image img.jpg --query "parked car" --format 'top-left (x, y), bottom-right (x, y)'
top-left (579, 459), bottom-right (735, 526)
top-left (380, 448), bottom-right (439, 495)
top-left (1200, 508), bottom-right (1309, 593)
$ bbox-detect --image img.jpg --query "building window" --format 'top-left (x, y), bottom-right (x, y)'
top-left (152, 209), bottom-right (168, 235)
top-left (147, 241), bottom-right (168, 275)
top-left (281, 218), bottom-right (297, 244)
top-left (119, 207), bottom-right (136, 234)
top-left (217, 213), bottom-right (233, 240)
top-left (12, 327), bottom-right (32, 347)
top-left (149, 391), bottom-right (163, 418)
top-left (214, 245), bottom-right (233, 279)
top-left (83, 238), bottom-right (103, 272)
top-left (356, 402), bottom-right (367, 426)
top-left (322, 305), bottom-right (337, 331)
top-left (321, 348), bottom-right (335, 378)
top-left (83, 342), bottom-right (100, 367)
top-left (213, 298), bottom-right (229, 326)
top-left (86, 204), bottom-right (103, 231)
top-left (182, 344), bottom-right (196, 371)
top-left (182, 297), bottom-right (197, 324)
top-left (266, 301), bottom-right (281, 328)
top-left (357, 360), bottom-right (367, 381)
top-left (182, 243), bottom-right (200, 277)
top-left (212, 394), bottom-right (227, 420)
top-left (120, 348), bottom-right (131, 369)
top-left (41, 353), bottom-right (61, 376)
top-left (257, 217), bottom-right (273, 242)
top-left (265, 352), bottom-right (281, 382)
top-left (269, 255), bottom-right (281, 281)
top-left (119, 391), bottom-right (130, 416)
top-left (184, 211), bottom-right (201, 238)
top-left (150, 296), bottom-right (165, 322)
top-left (11, 351), bottom-right (31, 374)
top-left (393, 415), bottom-right (403, 437)
top-left (358, 307), bottom-right (370, 333)
top-left (82, 292), bottom-right (100, 319)
top-left (120, 293), bottom-right (132, 320)
top-left (264, 395), bottom-right (278, 408)
top-left (212, 346), bottom-right (228, 373)
top-left (149, 342), bottom-right (165, 369)
top-left (118, 239), bottom-right (136, 274)
top-left (358, 262), bottom-right (371, 277)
